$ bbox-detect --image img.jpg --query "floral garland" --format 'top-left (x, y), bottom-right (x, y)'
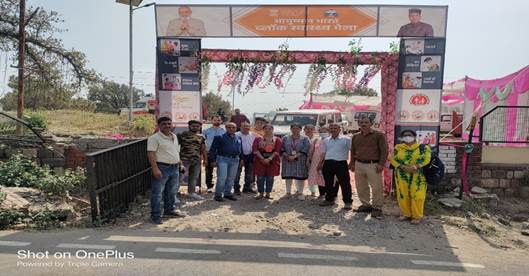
top-left (355, 64), bottom-right (380, 89)
top-left (200, 57), bottom-right (211, 92)
top-left (304, 58), bottom-right (328, 94)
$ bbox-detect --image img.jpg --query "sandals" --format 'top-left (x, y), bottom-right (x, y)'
top-left (255, 194), bottom-right (264, 200)
top-left (265, 193), bottom-right (273, 199)
top-left (410, 219), bottom-right (421, 225)
top-left (398, 216), bottom-right (411, 221)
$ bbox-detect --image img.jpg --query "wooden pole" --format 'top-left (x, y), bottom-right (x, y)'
top-left (17, 0), bottom-right (26, 120)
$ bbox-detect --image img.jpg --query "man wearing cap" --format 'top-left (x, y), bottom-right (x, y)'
top-left (397, 8), bottom-right (434, 37)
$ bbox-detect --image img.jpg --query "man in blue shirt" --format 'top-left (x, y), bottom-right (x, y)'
top-left (202, 115), bottom-right (226, 192)
top-left (209, 122), bottom-right (243, 202)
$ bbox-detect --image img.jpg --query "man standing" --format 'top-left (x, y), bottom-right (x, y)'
top-left (209, 123), bottom-right (243, 202)
top-left (397, 8), bottom-right (434, 37)
top-left (147, 117), bottom-right (185, 224)
top-left (178, 120), bottom-right (208, 200)
top-left (203, 115), bottom-right (226, 193)
top-left (318, 123), bottom-right (353, 210)
top-left (230, 108), bottom-right (250, 131)
top-left (349, 117), bottom-right (388, 218)
top-left (251, 117), bottom-right (267, 137)
top-left (234, 122), bottom-right (257, 195)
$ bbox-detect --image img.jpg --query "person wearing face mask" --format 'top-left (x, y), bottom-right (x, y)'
top-left (391, 130), bottom-right (431, 225)
top-left (306, 126), bottom-right (329, 198)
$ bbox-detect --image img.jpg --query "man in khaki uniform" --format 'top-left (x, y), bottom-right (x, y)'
top-left (349, 117), bottom-right (388, 218)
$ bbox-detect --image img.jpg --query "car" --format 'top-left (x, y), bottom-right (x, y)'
top-left (342, 110), bottom-right (381, 134)
top-left (270, 109), bottom-right (346, 136)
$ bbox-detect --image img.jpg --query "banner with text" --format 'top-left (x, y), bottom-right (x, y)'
top-left (156, 5), bottom-right (447, 38)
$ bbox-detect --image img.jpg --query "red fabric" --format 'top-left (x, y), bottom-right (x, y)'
top-left (252, 137), bottom-right (282, 176)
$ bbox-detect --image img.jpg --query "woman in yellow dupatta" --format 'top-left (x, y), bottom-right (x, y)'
top-left (391, 130), bottom-right (431, 224)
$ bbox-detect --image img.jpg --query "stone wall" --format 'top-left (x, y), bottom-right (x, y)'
top-left (480, 164), bottom-right (529, 198)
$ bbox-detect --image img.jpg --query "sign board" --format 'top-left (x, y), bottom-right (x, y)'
top-left (155, 5), bottom-right (447, 38)
top-left (156, 38), bottom-right (201, 128)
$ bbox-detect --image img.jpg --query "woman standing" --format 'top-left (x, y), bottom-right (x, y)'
top-left (252, 125), bottom-right (282, 199)
top-left (306, 126), bottom-right (329, 198)
top-left (391, 130), bottom-right (431, 224)
top-left (281, 123), bottom-right (311, 200)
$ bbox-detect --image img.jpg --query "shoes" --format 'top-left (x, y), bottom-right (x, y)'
top-left (214, 196), bottom-right (224, 202)
top-left (319, 200), bottom-right (335, 206)
top-left (371, 208), bottom-right (383, 218)
top-left (354, 205), bottom-right (373, 213)
top-left (207, 188), bottom-right (214, 193)
top-left (175, 197), bottom-right (181, 204)
top-left (234, 190), bottom-right (241, 196)
top-left (264, 193), bottom-right (273, 200)
top-left (297, 194), bottom-right (305, 201)
top-left (151, 216), bottom-right (163, 224)
top-left (188, 193), bottom-right (204, 200)
top-left (163, 210), bottom-right (186, 218)
top-left (243, 189), bottom-right (257, 194)
top-left (255, 194), bottom-right (264, 200)
top-left (343, 203), bottom-right (352, 210)
top-left (224, 195), bottom-right (238, 201)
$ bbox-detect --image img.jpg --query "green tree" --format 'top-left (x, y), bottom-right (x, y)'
top-left (329, 87), bottom-right (378, 97)
top-left (0, 75), bottom-right (78, 110)
top-left (87, 80), bottom-right (144, 113)
top-left (0, 0), bottom-right (98, 87)
top-left (202, 92), bottom-right (231, 119)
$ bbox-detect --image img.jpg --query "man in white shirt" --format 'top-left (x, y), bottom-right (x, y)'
top-left (317, 123), bottom-right (353, 210)
top-left (234, 122), bottom-right (257, 194)
top-left (147, 117), bottom-right (185, 224)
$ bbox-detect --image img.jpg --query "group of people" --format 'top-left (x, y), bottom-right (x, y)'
top-left (147, 112), bottom-right (432, 226)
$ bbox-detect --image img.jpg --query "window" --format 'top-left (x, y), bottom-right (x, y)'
top-left (272, 114), bottom-right (318, 126)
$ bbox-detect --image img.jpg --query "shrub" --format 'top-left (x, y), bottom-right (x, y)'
top-left (0, 208), bottom-right (24, 229)
top-left (130, 115), bottom-right (155, 137)
top-left (0, 188), bottom-right (6, 205)
top-left (0, 154), bottom-right (46, 187)
top-left (38, 168), bottom-right (86, 196)
top-left (23, 113), bottom-right (47, 130)
top-left (0, 154), bottom-right (86, 196)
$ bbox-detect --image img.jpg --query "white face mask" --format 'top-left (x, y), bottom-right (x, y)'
top-left (319, 133), bottom-right (329, 138)
top-left (401, 136), bottom-right (416, 143)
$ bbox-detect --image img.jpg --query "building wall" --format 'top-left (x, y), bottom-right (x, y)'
top-left (482, 145), bottom-right (529, 164)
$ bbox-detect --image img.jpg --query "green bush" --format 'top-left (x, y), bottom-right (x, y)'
top-left (0, 154), bottom-right (46, 187)
top-left (0, 188), bottom-right (6, 205)
top-left (130, 115), bottom-right (155, 136)
top-left (0, 154), bottom-right (86, 195)
top-left (23, 113), bottom-right (47, 130)
top-left (0, 208), bottom-right (24, 229)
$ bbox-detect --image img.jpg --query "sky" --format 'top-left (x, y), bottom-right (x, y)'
top-left (1, 0), bottom-right (529, 114)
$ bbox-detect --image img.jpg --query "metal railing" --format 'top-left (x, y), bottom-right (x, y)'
top-left (86, 138), bottom-right (151, 223)
top-left (480, 106), bottom-right (529, 144)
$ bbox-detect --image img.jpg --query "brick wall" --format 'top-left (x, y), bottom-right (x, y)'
top-left (439, 142), bottom-right (483, 190)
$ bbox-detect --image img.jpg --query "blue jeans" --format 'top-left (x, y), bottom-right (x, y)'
top-left (256, 176), bottom-right (274, 193)
top-left (180, 159), bottom-right (201, 193)
top-left (215, 155), bottom-right (240, 197)
top-left (151, 164), bottom-right (180, 218)
top-left (234, 154), bottom-right (254, 191)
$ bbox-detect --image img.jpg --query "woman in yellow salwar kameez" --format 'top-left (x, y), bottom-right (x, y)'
top-left (391, 130), bottom-right (431, 225)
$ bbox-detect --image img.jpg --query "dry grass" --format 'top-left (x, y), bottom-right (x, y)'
top-left (31, 110), bottom-right (153, 137)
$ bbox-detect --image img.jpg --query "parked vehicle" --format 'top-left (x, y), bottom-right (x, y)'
top-left (271, 109), bottom-right (346, 136)
top-left (342, 110), bottom-right (381, 133)
top-left (119, 94), bottom-right (156, 116)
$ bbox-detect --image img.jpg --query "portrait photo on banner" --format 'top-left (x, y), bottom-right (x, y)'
top-left (156, 5), bottom-right (231, 37)
top-left (378, 6), bottom-right (447, 37)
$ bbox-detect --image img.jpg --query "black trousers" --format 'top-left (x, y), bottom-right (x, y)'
top-left (322, 160), bottom-right (352, 204)
top-left (205, 163), bottom-right (215, 189)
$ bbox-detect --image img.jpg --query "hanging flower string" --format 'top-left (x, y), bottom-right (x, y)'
top-left (200, 58), bottom-right (211, 92)
top-left (355, 64), bottom-right (381, 89)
